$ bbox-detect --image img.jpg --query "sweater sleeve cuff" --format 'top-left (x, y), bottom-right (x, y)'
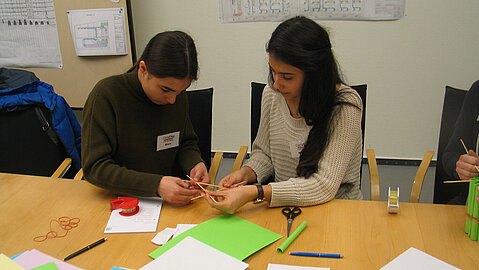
top-left (269, 181), bottom-right (299, 207)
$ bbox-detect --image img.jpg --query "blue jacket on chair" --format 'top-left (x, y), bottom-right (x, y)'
top-left (0, 80), bottom-right (82, 172)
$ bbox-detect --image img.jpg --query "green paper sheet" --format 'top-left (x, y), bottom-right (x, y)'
top-left (277, 221), bottom-right (307, 253)
top-left (31, 262), bottom-right (59, 270)
top-left (149, 214), bottom-right (282, 260)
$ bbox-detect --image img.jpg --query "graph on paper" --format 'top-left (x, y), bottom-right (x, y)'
top-left (220, 0), bottom-right (405, 22)
top-left (0, 0), bottom-right (62, 68)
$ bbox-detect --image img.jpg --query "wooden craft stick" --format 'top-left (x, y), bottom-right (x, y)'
top-left (181, 179), bottom-right (223, 188)
top-left (191, 177), bottom-right (218, 203)
top-left (460, 139), bottom-right (479, 173)
top-left (191, 187), bottom-right (228, 200)
top-left (232, 180), bottom-right (248, 187)
top-left (443, 179), bottom-right (479, 184)
top-left (460, 139), bottom-right (468, 153)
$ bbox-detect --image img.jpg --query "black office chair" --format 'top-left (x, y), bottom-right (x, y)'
top-left (251, 82), bottom-right (266, 147)
top-left (0, 70), bottom-right (76, 178)
top-left (0, 105), bottom-right (74, 178)
top-left (187, 88), bottom-right (224, 185)
top-left (433, 86), bottom-right (468, 204)
top-left (187, 88), bottom-right (214, 170)
top-left (350, 84), bottom-right (367, 152)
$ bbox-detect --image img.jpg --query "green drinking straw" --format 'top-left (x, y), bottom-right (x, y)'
top-left (277, 221), bottom-right (307, 253)
top-left (466, 180), bottom-right (475, 235)
top-left (470, 182), bottom-right (479, 240)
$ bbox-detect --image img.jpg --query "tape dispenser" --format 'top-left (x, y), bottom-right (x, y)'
top-left (110, 197), bottom-right (140, 216)
top-left (388, 187), bottom-right (399, 214)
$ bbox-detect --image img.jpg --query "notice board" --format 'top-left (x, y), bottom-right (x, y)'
top-left (25, 0), bottom-right (134, 107)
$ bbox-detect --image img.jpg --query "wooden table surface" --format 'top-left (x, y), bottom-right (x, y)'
top-left (1, 173), bottom-right (478, 269)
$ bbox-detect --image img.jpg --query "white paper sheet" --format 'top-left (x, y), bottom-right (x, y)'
top-left (151, 227), bottom-right (176, 245)
top-left (104, 198), bottom-right (162, 234)
top-left (151, 224), bottom-right (198, 245)
top-left (267, 264), bottom-right (330, 270)
top-left (140, 236), bottom-right (249, 270)
top-left (380, 247), bottom-right (460, 270)
top-left (67, 8), bottom-right (128, 56)
top-left (220, 0), bottom-right (405, 22)
top-left (0, 0), bottom-right (62, 68)
top-left (172, 224), bottom-right (197, 238)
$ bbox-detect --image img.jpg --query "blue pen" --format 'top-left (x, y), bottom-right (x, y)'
top-left (289, 252), bottom-right (343, 258)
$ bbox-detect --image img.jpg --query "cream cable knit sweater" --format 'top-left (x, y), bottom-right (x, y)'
top-left (245, 85), bottom-right (363, 207)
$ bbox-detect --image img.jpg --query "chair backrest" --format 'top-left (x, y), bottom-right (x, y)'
top-left (367, 149), bottom-right (380, 201)
top-left (410, 150), bottom-right (434, 203)
top-left (350, 84), bottom-right (367, 150)
top-left (251, 82), bottom-right (266, 147)
top-left (433, 86), bottom-right (468, 204)
top-left (187, 88), bottom-right (213, 170)
top-left (367, 148), bottom-right (434, 202)
top-left (0, 105), bottom-right (74, 177)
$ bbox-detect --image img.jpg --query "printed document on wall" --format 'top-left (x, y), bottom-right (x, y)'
top-left (67, 8), bottom-right (128, 56)
top-left (220, 0), bottom-right (405, 22)
top-left (0, 0), bottom-right (62, 68)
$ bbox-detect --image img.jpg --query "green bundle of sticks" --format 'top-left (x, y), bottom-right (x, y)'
top-left (465, 177), bottom-right (479, 241)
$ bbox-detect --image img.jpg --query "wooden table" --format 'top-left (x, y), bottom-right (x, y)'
top-left (1, 173), bottom-right (478, 269)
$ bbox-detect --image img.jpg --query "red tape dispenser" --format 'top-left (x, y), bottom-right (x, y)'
top-left (110, 197), bottom-right (140, 216)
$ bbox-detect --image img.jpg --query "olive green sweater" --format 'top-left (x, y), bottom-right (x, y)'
top-left (82, 69), bottom-right (203, 197)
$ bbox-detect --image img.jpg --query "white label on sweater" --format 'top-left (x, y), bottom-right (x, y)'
top-left (290, 141), bottom-right (305, 158)
top-left (157, 131), bottom-right (180, 151)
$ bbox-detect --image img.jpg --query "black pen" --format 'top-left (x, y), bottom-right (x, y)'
top-left (64, 238), bottom-right (107, 261)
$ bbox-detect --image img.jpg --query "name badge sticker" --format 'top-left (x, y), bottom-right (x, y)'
top-left (290, 141), bottom-right (305, 158)
top-left (157, 131), bottom-right (180, 151)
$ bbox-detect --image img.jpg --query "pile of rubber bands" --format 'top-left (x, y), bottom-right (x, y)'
top-left (33, 216), bottom-right (80, 242)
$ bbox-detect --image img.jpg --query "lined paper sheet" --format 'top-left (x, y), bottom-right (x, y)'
top-left (104, 198), bottom-right (162, 234)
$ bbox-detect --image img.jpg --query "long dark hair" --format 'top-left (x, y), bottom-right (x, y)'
top-left (129, 31), bottom-right (198, 80)
top-left (267, 16), bottom-right (354, 178)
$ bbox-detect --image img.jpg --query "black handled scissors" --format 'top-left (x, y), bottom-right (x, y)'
top-left (282, 207), bottom-right (302, 237)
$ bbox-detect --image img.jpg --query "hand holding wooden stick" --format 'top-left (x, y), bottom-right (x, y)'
top-left (186, 175), bottom-right (218, 203)
top-left (460, 139), bottom-right (479, 173)
top-left (189, 180), bottom-right (248, 201)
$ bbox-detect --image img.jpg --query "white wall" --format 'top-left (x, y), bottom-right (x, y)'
top-left (131, 0), bottom-right (479, 159)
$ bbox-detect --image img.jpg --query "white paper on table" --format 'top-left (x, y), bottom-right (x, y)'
top-left (139, 236), bottom-right (249, 270)
top-left (380, 247), bottom-right (460, 270)
top-left (151, 224), bottom-right (198, 245)
top-left (151, 227), bottom-right (176, 245)
top-left (13, 249), bottom-right (83, 270)
top-left (267, 263), bottom-right (330, 270)
top-left (172, 224), bottom-right (197, 238)
top-left (104, 198), bottom-right (162, 234)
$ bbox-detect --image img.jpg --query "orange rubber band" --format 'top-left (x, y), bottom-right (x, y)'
top-left (466, 213), bottom-right (479, 224)
top-left (33, 216), bottom-right (80, 242)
